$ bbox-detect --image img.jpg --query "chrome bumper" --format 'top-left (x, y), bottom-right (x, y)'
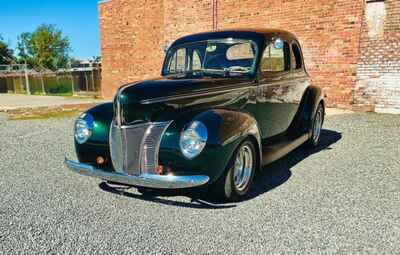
top-left (64, 158), bottom-right (210, 189)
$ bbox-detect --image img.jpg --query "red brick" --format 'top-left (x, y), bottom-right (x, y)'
top-left (99, 0), bottom-right (399, 112)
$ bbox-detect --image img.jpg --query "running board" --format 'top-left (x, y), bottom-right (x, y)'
top-left (261, 134), bottom-right (309, 166)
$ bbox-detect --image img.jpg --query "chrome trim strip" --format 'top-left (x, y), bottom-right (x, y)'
top-left (140, 83), bottom-right (254, 104)
top-left (115, 93), bottom-right (122, 127)
top-left (65, 158), bottom-right (210, 189)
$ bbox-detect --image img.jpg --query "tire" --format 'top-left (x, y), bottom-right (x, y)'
top-left (307, 103), bottom-right (324, 148)
top-left (210, 139), bottom-right (257, 202)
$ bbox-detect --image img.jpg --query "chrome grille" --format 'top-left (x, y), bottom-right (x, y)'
top-left (140, 122), bottom-right (172, 173)
top-left (109, 121), bottom-right (172, 175)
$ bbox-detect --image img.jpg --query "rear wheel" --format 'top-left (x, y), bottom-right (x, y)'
top-left (211, 139), bottom-right (257, 202)
top-left (308, 103), bottom-right (324, 148)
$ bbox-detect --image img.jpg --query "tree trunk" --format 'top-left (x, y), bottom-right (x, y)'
top-left (84, 72), bottom-right (89, 92)
top-left (70, 72), bottom-right (75, 95)
top-left (40, 74), bottom-right (46, 95)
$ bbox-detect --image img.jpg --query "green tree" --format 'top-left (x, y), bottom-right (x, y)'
top-left (0, 35), bottom-right (14, 64)
top-left (16, 24), bottom-right (71, 71)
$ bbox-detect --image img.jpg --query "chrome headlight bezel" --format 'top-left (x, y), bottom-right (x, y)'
top-left (179, 121), bottom-right (208, 159)
top-left (74, 113), bottom-right (94, 144)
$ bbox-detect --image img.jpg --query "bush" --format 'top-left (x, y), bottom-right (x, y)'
top-left (48, 83), bottom-right (72, 95)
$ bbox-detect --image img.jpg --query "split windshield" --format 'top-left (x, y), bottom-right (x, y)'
top-left (162, 39), bottom-right (258, 78)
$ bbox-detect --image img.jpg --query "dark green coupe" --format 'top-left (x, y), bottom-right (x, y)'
top-left (65, 29), bottom-right (325, 201)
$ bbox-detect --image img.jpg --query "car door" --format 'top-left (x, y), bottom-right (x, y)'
top-left (256, 39), bottom-right (304, 140)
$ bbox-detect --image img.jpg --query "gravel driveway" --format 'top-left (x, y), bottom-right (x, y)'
top-left (0, 113), bottom-right (399, 254)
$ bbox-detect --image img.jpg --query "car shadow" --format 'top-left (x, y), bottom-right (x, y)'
top-left (98, 182), bottom-right (237, 209)
top-left (99, 129), bottom-right (342, 208)
top-left (246, 129), bottom-right (342, 201)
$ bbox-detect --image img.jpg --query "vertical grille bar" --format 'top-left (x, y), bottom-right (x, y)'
top-left (109, 122), bottom-right (124, 173)
top-left (140, 121), bottom-right (172, 174)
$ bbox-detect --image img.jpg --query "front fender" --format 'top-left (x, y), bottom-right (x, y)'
top-left (74, 102), bottom-right (114, 168)
top-left (158, 109), bottom-right (261, 183)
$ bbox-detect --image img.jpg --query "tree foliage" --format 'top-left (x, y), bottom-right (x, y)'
top-left (0, 35), bottom-right (14, 65)
top-left (16, 24), bottom-right (71, 71)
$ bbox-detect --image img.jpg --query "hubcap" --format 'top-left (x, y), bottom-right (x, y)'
top-left (233, 145), bottom-right (254, 192)
top-left (313, 109), bottom-right (323, 143)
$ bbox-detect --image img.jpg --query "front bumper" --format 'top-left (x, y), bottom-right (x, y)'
top-left (64, 158), bottom-right (210, 189)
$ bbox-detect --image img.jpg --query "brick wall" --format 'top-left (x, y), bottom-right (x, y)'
top-left (99, 0), bottom-right (165, 98)
top-left (354, 0), bottom-right (400, 113)
top-left (99, 0), bottom-right (368, 109)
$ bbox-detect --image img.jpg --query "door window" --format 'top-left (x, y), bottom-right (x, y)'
top-left (261, 41), bottom-right (291, 73)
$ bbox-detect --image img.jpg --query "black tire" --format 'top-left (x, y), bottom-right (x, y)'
top-left (307, 103), bottom-right (324, 148)
top-left (210, 139), bottom-right (257, 202)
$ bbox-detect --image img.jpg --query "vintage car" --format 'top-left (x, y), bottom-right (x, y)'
top-left (65, 29), bottom-right (325, 201)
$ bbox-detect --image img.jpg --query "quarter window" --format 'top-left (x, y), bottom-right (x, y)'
top-left (292, 43), bottom-right (303, 70)
top-left (261, 41), bottom-right (291, 72)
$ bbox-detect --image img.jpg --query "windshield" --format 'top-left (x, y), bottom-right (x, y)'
top-left (162, 39), bottom-right (258, 77)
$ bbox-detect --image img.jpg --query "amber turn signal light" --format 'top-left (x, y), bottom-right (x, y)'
top-left (96, 156), bottom-right (105, 165)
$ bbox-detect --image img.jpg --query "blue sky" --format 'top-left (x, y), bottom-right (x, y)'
top-left (0, 0), bottom-right (100, 59)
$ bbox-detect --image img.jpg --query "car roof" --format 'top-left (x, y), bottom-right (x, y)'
top-left (170, 28), bottom-right (298, 48)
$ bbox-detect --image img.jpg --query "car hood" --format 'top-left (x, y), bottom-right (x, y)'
top-left (115, 76), bottom-right (252, 124)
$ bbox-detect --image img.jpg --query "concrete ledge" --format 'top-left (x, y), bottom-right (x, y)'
top-left (326, 108), bottom-right (354, 116)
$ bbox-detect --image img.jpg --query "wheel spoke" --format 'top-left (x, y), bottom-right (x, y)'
top-left (313, 109), bottom-right (323, 143)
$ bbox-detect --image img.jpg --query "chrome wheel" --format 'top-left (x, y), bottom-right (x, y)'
top-left (312, 108), bottom-right (323, 144)
top-left (233, 145), bottom-right (254, 192)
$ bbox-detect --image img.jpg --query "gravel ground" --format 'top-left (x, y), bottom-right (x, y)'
top-left (0, 113), bottom-right (399, 254)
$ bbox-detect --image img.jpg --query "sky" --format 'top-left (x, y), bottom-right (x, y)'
top-left (0, 0), bottom-right (100, 59)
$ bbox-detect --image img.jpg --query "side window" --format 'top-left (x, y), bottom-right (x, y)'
top-left (292, 43), bottom-right (303, 70)
top-left (261, 41), bottom-right (290, 72)
top-left (168, 48), bottom-right (186, 73)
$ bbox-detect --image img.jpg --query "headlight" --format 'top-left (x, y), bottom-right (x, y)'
top-left (180, 121), bottom-right (208, 159)
top-left (74, 113), bottom-right (94, 144)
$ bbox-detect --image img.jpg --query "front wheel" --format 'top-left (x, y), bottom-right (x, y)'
top-left (211, 139), bottom-right (257, 202)
top-left (308, 103), bottom-right (324, 148)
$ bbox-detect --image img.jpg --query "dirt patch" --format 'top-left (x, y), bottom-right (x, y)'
top-left (1, 103), bottom-right (97, 121)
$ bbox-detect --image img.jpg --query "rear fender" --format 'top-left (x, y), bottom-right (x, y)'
top-left (287, 86), bottom-right (325, 137)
